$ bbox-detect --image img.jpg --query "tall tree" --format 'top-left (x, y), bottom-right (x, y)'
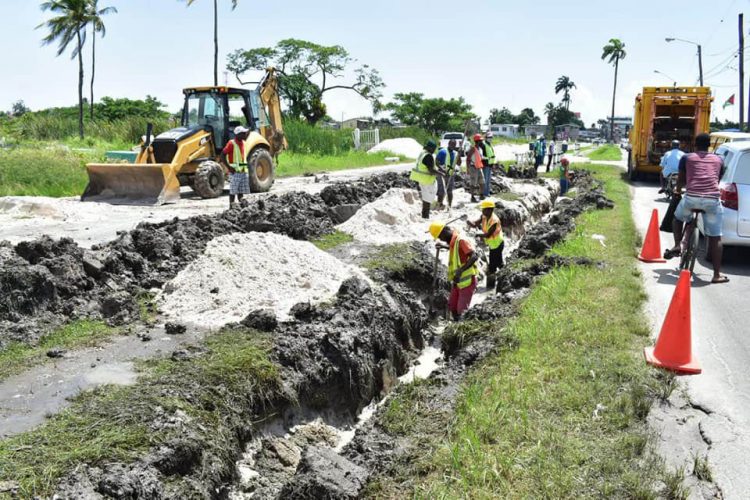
top-left (87, 0), bottom-right (117, 120)
top-left (554, 76), bottom-right (577, 110)
top-left (38, 0), bottom-right (90, 139)
top-left (601, 39), bottom-right (627, 142)
top-left (185, 0), bottom-right (238, 86)
top-left (385, 93), bottom-right (475, 135)
top-left (544, 102), bottom-right (556, 125)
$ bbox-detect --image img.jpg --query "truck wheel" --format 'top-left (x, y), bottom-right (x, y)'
top-left (248, 148), bottom-right (275, 193)
top-left (627, 152), bottom-right (639, 182)
top-left (193, 160), bottom-right (225, 199)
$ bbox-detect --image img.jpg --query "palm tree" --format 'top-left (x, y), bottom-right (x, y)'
top-left (544, 102), bottom-right (556, 125)
top-left (87, 0), bottom-right (117, 120)
top-left (184, 0), bottom-right (239, 86)
top-left (602, 39), bottom-right (627, 142)
top-left (554, 76), bottom-right (577, 111)
top-left (38, 0), bottom-right (90, 139)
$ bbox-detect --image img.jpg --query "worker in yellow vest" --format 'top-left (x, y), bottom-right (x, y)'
top-left (410, 139), bottom-right (439, 219)
top-left (429, 221), bottom-right (479, 321)
top-left (221, 125), bottom-right (250, 209)
top-left (469, 199), bottom-right (504, 289)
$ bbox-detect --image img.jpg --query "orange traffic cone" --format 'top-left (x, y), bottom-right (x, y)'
top-left (638, 208), bottom-right (667, 263)
top-left (644, 270), bottom-right (701, 374)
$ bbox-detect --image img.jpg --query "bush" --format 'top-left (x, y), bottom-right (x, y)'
top-left (7, 114), bottom-right (177, 144)
top-left (283, 119), bottom-right (354, 155)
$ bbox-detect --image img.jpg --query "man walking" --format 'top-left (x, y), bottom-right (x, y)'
top-left (659, 139), bottom-right (684, 194)
top-left (221, 125), bottom-right (251, 208)
top-left (663, 133), bottom-right (729, 284)
top-left (468, 199), bottom-right (504, 289)
top-left (429, 221), bottom-right (479, 321)
top-left (466, 134), bottom-right (486, 202)
top-left (436, 139), bottom-right (460, 210)
top-left (410, 139), bottom-right (439, 219)
top-left (546, 137), bottom-right (556, 172)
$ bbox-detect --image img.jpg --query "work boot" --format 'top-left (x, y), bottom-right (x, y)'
top-left (421, 201), bottom-right (431, 219)
top-left (486, 274), bottom-right (496, 290)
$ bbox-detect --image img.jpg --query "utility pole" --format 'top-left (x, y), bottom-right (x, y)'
top-left (740, 13), bottom-right (745, 130)
top-left (698, 45), bottom-right (704, 86)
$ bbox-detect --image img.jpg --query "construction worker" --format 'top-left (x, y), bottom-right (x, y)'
top-left (482, 132), bottom-right (497, 198)
top-left (559, 157), bottom-right (571, 195)
top-left (221, 125), bottom-right (251, 208)
top-left (436, 139), bottom-right (461, 210)
top-left (466, 134), bottom-right (486, 202)
top-left (429, 221), bottom-right (479, 321)
top-left (534, 135), bottom-right (545, 169)
top-left (468, 199), bottom-right (504, 289)
top-left (410, 139), bottom-right (439, 219)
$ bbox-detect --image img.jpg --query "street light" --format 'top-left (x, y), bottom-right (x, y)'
top-left (665, 37), bottom-right (703, 86)
top-left (654, 70), bottom-right (677, 87)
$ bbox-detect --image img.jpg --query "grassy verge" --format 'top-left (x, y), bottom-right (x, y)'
top-left (0, 327), bottom-right (278, 496)
top-left (312, 230), bottom-right (354, 251)
top-left (276, 150), bottom-right (407, 177)
top-left (588, 144), bottom-right (623, 161)
top-left (410, 164), bottom-right (669, 498)
top-left (0, 320), bottom-right (118, 382)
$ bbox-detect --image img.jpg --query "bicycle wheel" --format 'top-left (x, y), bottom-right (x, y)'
top-left (679, 223), bottom-right (695, 272)
top-left (688, 222), bottom-right (700, 273)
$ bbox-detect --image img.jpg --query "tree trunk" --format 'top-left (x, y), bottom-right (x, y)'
top-left (213, 0), bottom-right (218, 86)
top-left (610, 57), bottom-right (618, 143)
top-left (77, 30), bottom-right (84, 139)
top-left (90, 32), bottom-right (96, 121)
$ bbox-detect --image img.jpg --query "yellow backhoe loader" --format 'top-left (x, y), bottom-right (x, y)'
top-left (82, 68), bottom-right (287, 205)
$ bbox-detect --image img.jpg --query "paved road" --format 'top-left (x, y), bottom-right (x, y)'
top-left (630, 176), bottom-right (750, 498)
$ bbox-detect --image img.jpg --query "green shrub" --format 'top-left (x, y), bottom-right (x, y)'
top-left (283, 119), bottom-right (354, 155)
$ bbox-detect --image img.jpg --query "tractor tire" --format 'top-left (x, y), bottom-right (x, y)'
top-left (193, 160), bottom-right (225, 199)
top-left (248, 148), bottom-right (275, 193)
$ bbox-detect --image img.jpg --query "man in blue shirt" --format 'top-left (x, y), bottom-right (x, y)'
top-left (659, 140), bottom-right (684, 193)
top-left (436, 139), bottom-right (460, 209)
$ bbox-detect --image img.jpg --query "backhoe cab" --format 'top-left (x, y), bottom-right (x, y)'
top-left (82, 68), bottom-right (286, 205)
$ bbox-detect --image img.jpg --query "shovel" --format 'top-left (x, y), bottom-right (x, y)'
top-left (427, 213), bottom-right (468, 315)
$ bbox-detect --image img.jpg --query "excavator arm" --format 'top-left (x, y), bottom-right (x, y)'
top-left (256, 68), bottom-right (288, 155)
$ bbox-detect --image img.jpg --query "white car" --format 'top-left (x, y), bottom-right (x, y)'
top-left (439, 132), bottom-right (465, 151)
top-left (713, 143), bottom-right (750, 247)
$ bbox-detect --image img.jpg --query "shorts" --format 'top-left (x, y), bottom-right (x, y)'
top-left (674, 195), bottom-right (723, 237)
top-left (469, 167), bottom-right (485, 190)
top-left (448, 277), bottom-right (477, 315)
top-left (437, 174), bottom-right (455, 198)
top-left (419, 181), bottom-right (437, 203)
top-left (229, 172), bottom-right (250, 194)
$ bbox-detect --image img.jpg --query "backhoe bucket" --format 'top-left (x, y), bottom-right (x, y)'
top-left (81, 163), bottom-right (181, 205)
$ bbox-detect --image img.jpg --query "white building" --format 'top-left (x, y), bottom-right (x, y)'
top-left (489, 123), bottom-right (520, 138)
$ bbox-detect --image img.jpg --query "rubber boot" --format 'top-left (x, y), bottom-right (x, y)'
top-left (421, 201), bottom-right (431, 219)
top-left (486, 273), bottom-right (496, 290)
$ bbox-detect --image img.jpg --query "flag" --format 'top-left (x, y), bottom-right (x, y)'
top-left (723, 94), bottom-right (735, 109)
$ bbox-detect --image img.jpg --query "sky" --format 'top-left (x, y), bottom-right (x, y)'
top-left (2, 0), bottom-right (749, 127)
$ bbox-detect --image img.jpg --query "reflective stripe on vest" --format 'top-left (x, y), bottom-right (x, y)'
top-left (482, 213), bottom-right (503, 250)
top-left (410, 151), bottom-right (437, 185)
top-left (231, 140), bottom-right (248, 173)
top-left (448, 232), bottom-right (477, 289)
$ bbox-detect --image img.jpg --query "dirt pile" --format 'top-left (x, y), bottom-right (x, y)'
top-left (0, 173), bottom-right (411, 346)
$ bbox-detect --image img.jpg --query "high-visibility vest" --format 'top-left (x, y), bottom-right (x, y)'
top-left (482, 213), bottom-right (503, 250)
top-left (470, 147), bottom-right (484, 170)
top-left (230, 140), bottom-right (248, 173)
top-left (448, 232), bottom-right (477, 289)
top-left (484, 142), bottom-right (496, 165)
top-left (437, 148), bottom-right (456, 173)
top-left (410, 151), bottom-right (437, 185)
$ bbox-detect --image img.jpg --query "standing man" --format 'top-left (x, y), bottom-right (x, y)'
top-left (221, 125), bottom-right (251, 208)
top-left (466, 134), bottom-right (486, 202)
top-left (534, 135), bottom-right (545, 169)
top-left (429, 221), bottom-right (479, 321)
top-left (436, 139), bottom-right (461, 210)
top-left (659, 139), bottom-right (684, 193)
top-left (559, 157), bottom-right (571, 195)
top-left (410, 139), bottom-right (439, 219)
top-left (482, 132), bottom-right (497, 198)
top-left (664, 133), bottom-right (728, 284)
top-left (468, 199), bottom-right (504, 289)
top-left (546, 137), bottom-right (556, 172)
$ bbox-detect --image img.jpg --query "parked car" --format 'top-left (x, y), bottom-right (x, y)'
top-left (710, 143), bottom-right (750, 247)
top-left (709, 131), bottom-right (750, 152)
top-left (439, 132), bottom-right (465, 151)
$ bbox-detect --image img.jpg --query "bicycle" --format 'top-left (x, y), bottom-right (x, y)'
top-left (679, 208), bottom-right (704, 273)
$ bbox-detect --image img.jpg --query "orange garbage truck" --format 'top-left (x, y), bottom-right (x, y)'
top-left (627, 86), bottom-right (713, 180)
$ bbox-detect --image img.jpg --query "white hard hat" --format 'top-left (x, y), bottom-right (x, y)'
top-left (485, 131), bottom-right (494, 138)
top-left (234, 125), bottom-right (250, 135)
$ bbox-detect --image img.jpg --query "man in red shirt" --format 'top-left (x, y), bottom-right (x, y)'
top-left (221, 126), bottom-right (251, 208)
top-left (430, 221), bottom-right (479, 320)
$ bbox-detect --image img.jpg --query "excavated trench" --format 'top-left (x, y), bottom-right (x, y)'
top-left (0, 169), bottom-right (613, 497)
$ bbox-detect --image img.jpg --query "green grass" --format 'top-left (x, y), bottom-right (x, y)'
top-left (0, 327), bottom-right (279, 497)
top-left (0, 320), bottom-right (118, 382)
top-left (363, 243), bottom-right (418, 274)
top-left (312, 230), bottom-right (354, 251)
top-left (276, 150), bottom-right (407, 177)
top-left (414, 164), bottom-right (668, 498)
top-left (588, 144), bottom-right (623, 161)
top-left (0, 146), bottom-right (92, 197)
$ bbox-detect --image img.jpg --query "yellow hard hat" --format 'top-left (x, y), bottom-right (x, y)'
top-left (428, 221), bottom-right (445, 239)
top-left (478, 199), bottom-right (496, 209)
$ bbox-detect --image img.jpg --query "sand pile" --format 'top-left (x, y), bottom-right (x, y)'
top-left (368, 138), bottom-right (422, 159)
top-left (160, 232), bottom-right (356, 328)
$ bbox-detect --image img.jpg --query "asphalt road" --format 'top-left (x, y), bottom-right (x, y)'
top-left (630, 175), bottom-right (750, 498)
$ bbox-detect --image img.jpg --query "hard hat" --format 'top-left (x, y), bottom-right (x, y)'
top-left (560, 157), bottom-right (570, 166)
top-left (425, 139), bottom-right (437, 150)
top-left (479, 199), bottom-right (496, 209)
top-left (234, 125), bottom-right (250, 135)
top-left (428, 221), bottom-right (445, 239)
top-left (485, 131), bottom-right (494, 138)
top-left (473, 133), bottom-right (483, 142)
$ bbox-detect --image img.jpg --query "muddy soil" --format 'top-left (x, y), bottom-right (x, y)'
top-left (0, 173), bottom-right (415, 349)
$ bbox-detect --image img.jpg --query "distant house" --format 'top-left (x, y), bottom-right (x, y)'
top-left (341, 117), bottom-right (374, 129)
top-left (524, 124), bottom-right (548, 139)
top-left (604, 116), bottom-right (632, 141)
top-left (554, 124), bottom-right (580, 141)
top-left (488, 123), bottom-right (519, 138)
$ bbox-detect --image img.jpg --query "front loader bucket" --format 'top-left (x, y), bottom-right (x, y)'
top-left (81, 163), bottom-right (181, 205)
